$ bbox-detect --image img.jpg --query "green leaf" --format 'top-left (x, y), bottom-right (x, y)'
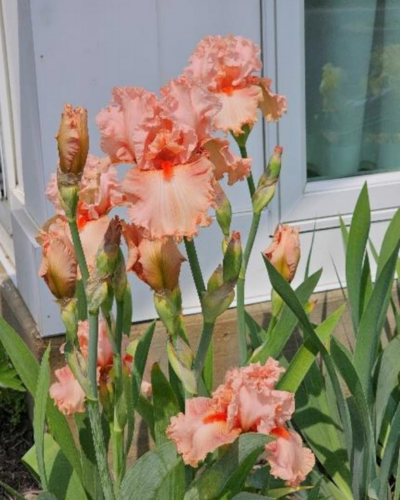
top-left (37, 494), bottom-right (60, 500)
top-left (74, 414), bottom-right (103, 500)
top-left (330, 338), bottom-right (376, 496)
top-left (132, 320), bottom-right (156, 408)
top-left (354, 242), bottom-right (400, 399)
top-left (394, 448), bottom-right (400, 500)
top-left (152, 363), bottom-right (186, 500)
top-left (377, 403), bottom-right (400, 499)
top-left (0, 479), bottom-right (27, 500)
top-left (304, 221), bottom-right (317, 280)
top-left (120, 441), bottom-right (181, 500)
top-left (34, 346), bottom-right (51, 490)
top-left (231, 494), bottom-right (275, 500)
top-left (123, 284), bottom-right (133, 335)
top-left (0, 316), bottom-right (39, 395)
top-left (0, 317), bottom-right (83, 481)
top-left (376, 208), bottom-right (400, 278)
top-left (307, 480), bottom-right (322, 500)
top-left (244, 311), bottom-right (265, 349)
top-left (251, 269), bottom-right (322, 363)
top-left (339, 216), bottom-right (349, 251)
top-left (375, 337), bottom-right (400, 438)
top-left (263, 257), bottom-right (354, 475)
top-left (23, 434), bottom-right (87, 500)
top-left (126, 319), bottom-right (157, 455)
top-left (277, 305), bottom-right (345, 393)
top-left (45, 403), bottom-right (84, 486)
top-left (0, 364), bottom-right (25, 391)
top-left (267, 486), bottom-right (313, 498)
top-left (346, 184), bottom-right (370, 331)
top-left (136, 395), bottom-right (155, 440)
top-left (294, 364), bottom-right (352, 498)
top-left (359, 253), bottom-right (373, 316)
top-left (184, 434), bottom-right (272, 500)
top-left (151, 363), bottom-right (180, 445)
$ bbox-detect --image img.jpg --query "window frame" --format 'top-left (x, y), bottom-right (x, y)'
top-left (270, 0), bottom-right (400, 230)
top-left (0, 0), bottom-right (24, 261)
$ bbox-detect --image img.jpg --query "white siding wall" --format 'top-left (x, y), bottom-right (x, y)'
top-left (6, 0), bottom-right (276, 336)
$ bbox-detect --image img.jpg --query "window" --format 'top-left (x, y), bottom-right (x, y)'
top-left (263, 0), bottom-right (400, 290)
top-left (306, 0), bottom-right (400, 182)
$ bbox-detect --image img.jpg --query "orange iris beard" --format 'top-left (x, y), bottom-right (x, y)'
top-left (202, 411), bottom-right (228, 424)
top-left (161, 160), bottom-right (175, 181)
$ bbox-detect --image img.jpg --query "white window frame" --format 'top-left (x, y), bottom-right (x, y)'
top-left (268, 0), bottom-right (400, 230)
top-left (0, 0), bottom-right (24, 262)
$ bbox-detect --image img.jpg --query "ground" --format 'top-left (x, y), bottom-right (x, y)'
top-left (0, 392), bottom-right (38, 498)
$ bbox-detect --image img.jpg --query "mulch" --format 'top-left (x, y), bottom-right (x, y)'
top-left (0, 402), bottom-right (38, 499)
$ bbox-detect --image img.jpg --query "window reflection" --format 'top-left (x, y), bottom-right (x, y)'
top-left (306, 0), bottom-right (400, 180)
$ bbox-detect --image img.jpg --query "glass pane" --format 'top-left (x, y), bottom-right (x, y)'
top-left (305, 0), bottom-right (400, 181)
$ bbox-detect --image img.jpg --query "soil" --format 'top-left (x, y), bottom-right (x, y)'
top-left (0, 398), bottom-right (38, 499)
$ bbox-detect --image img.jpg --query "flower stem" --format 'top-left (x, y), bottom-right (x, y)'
top-left (68, 218), bottom-right (89, 314)
top-left (239, 145), bottom-right (256, 197)
top-left (88, 312), bottom-right (99, 395)
top-left (184, 237), bottom-right (206, 299)
top-left (193, 321), bottom-right (215, 383)
top-left (184, 238), bottom-right (215, 389)
top-left (87, 402), bottom-right (116, 500)
top-left (68, 214), bottom-right (114, 499)
top-left (68, 218), bottom-right (89, 285)
top-left (87, 312), bottom-right (115, 500)
top-left (237, 184), bottom-right (262, 365)
top-left (113, 300), bottom-right (125, 490)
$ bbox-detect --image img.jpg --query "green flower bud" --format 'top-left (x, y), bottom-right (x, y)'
top-left (264, 146), bottom-right (283, 183)
top-left (96, 217), bottom-right (122, 275)
top-left (215, 185), bottom-right (232, 237)
top-left (112, 249), bottom-right (128, 303)
top-left (87, 278), bottom-right (109, 314)
top-left (252, 184), bottom-right (276, 215)
top-left (207, 265), bottom-right (224, 293)
top-left (167, 338), bottom-right (197, 395)
top-left (154, 287), bottom-right (183, 336)
top-left (222, 231), bottom-right (242, 283)
top-left (202, 282), bottom-right (235, 323)
top-left (60, 299), bottom-right (78, 345)
top-left (57, 182), bottom-right (79, 221)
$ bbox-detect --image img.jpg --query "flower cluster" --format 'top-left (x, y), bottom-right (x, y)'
top-left (167, 359), bottom-right (315, 487)
top-left (33, 33), bottom-right (316, 496)
top-left (50, 320), bottom-right (151, 415)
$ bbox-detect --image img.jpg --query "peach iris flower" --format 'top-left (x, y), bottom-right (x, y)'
top-left (214, 361), bottom-right (295, 433)
top-left (37, 221), bottom-right (78, 300)
top-left (122, 222), bottom-right (186, 292)
top-left (38, 215), bottom-right (110, 277)
top-left (50, 366), bottom-right (86, 415)
top-left (51, 321), bottom-right (114, 415)
top-left (51, 320), bottom-right (151, 415)
top-left (166, 396), bottom-right (241, 467)
top-left (97, 79), bottom-right (224, 240)
top-left (46, 154), bottom-right (124, 229)
top-left (184, 35), bottom-right (287, 135)
top-left (263, 225), bottom-right (301, 283)
top-left (265, 426), bottom-right (316, 487)
top-left (167, 358), bottom-right (315, 488)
